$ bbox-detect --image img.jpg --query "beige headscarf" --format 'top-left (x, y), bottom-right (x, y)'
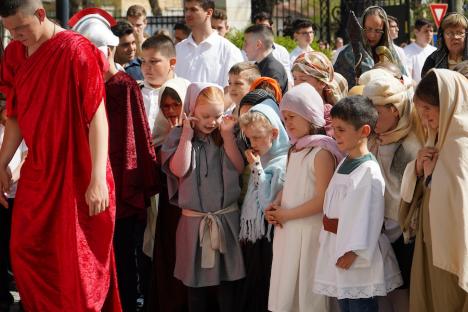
top-left (426, 69), bottom-right (468, 291)
top-left (363, 77), bottom-right (413, 146)
top-left (152, 77), bottom-right (190, 146)
top-left (291, 51), bottom-right (344, 104)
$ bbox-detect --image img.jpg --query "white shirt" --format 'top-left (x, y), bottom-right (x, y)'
top-left (0, 126), bottom-right (27, 198)
top-left (272, 43), bottom-right (293, 86)
top-left (175, 31), bottom-right (243, 87)
top-left (403, 42), bottom-right (437, 83)
top-left (141, 81), bottom-right (161, 134)
top-left (289, 45), bottom-right (313, 64)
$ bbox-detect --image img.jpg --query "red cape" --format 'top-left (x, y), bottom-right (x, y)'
top-left (105, 71), bottom-right (159, 219)
top-left (0, 31), bottom-right (121, 311)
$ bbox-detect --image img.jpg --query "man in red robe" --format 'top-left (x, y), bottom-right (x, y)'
top-left (0, 1), bottom-right (121, 311)
top-left (70, 10), bottom-right (160, 311)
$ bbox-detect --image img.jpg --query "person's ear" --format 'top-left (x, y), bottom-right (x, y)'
top-left (35, 8), bottom-right (46, 22)
top-left (271, 128), bottom-right (279, 139)
top-left (360, 124), bottom-right (372, 137)
top-left (169, 57), bottom-right (176, 69)
top-left (206, 8), bottom-right (214, 18)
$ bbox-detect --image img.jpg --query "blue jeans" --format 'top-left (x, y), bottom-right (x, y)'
top-left (338, 297), bottom-right (378, 312)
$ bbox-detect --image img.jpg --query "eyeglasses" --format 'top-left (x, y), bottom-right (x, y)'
top-left (363, 28), bottom-right (384, 34)
top-left (297, 31), bottom-right (314, 36)
top-left (444, 31), bottom-right (466, 39)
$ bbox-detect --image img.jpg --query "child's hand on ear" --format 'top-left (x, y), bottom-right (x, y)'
top-left (219, 115), bottom-right (236, 135)
top-left (245, 149), bottom-right (260, 165)
top-left (181, 113), bottom-right (197, 139)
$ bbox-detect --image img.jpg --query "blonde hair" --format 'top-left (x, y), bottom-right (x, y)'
top-left (196, 86), bottom-right (225, 106)
top-left (441, 13), bottom-right (468, 30)
top-left (238, 111), bottom-right (273, 132)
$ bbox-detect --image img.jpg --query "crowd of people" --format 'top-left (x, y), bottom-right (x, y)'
top-left (0, 0), bottom-right (468, 311)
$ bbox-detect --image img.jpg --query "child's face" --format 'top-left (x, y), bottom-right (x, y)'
top-left (374, 105), bottom-right (399, 135)
top-left (292, 71), bottom-right (325, 93)
top-left (243, 124), bottom-right (277, 156)
top-left (331, 118), bottom-right (366, 153)
top-left (141, 49), bottom-right (174, 88)
top-left (160, 96), bottom-right (182, 126)
top-left (281, 110), bottom-right (310, 140)
top-left (193, 99), bottom-right (225, 135)
top-left (414, 96), bottom-right (439, 130)
top-left (239, 104), bottom-right (253, 117)
top-left (228, 74), bottom-right (251, 105)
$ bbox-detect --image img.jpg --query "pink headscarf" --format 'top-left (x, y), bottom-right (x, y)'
top-left (184, 82), bottom-right (224, 115)
top-left (280, 83), bottom-right (344, 162)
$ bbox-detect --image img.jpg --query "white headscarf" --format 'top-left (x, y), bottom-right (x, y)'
top-left (153, 77), bottom-right (190, 146)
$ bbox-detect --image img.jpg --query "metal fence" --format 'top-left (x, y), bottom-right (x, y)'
top-left (138, 15), bottom-right (184, 36)
top-left (267, 0), bottom-right (411, 44)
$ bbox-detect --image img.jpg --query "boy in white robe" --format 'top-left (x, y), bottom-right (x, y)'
top-left (313, 95), bottom-right (402, 312)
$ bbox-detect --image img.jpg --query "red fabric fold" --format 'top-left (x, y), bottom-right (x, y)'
top-left (0, 31), bottom-right (121, 311)
top-left (105, 71), bottom-right (159, 219)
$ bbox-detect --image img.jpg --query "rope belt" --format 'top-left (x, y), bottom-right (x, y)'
top-left (182, 203), bottom-right (238, 269)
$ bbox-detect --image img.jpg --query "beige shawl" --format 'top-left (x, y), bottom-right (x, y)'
top-left (401, 69), bottom-right (468, 291)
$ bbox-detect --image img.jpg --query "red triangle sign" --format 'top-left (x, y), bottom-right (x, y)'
top-left (429, 3), bottom-right (448, 28)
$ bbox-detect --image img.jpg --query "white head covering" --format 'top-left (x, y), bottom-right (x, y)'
top-left (184, 82), bottom-right (224, 115)
top-left (70, 9), bottom-right (119, 57)
top-left (152, 77), bottom-right (191, 146)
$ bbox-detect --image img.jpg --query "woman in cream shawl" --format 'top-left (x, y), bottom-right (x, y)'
top-left (400, 69), bottom-right (468, 311)
top-left (363, 77), bottom-right (424, 312)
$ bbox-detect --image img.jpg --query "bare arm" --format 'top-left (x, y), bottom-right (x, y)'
top-left (85, 101), bottom-right (110, 216)
top-left (169, 118), bottom-right (194, 178)
top-left (266, 149), bottom-right (335, 224)
top-left (0, 118), bottom-right (23, 207)
top-left (220, 116), bottom-right (244, 173)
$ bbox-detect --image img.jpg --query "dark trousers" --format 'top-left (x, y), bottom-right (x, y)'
top-left (338, 297), bottom-right (378, 312)
top-left (114, 215), bottom-right (150, 312)
top-left (187, 281), bottom-right (240, 312)
top-left (0, 199), bottom-right (14, 303)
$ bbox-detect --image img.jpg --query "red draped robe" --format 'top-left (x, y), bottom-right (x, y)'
top-left (0, 31), bottom-right (121, 311)
top-left (105, 71), bottom-right (158, 220)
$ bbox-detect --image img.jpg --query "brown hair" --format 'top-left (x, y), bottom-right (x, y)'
top-left (212, 9), bottom-right (227, 21)
top-left (186, 0), bottom-right (215, 11)
top-left (415, 71), bottom-right (440, 107)
top-left (441, 13), bottom-right (468, 30)
top-left (142, 35), bottom-right (176, 58)
top-left (228, 62), bottom-right (261, 84)
top-left (126, 5), bottom-right (147, 18)
top-left (160, 87), bottom-right (182, 107)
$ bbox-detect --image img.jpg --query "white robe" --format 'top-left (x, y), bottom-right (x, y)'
top-left (313, 158), bottom-right (402, 299)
